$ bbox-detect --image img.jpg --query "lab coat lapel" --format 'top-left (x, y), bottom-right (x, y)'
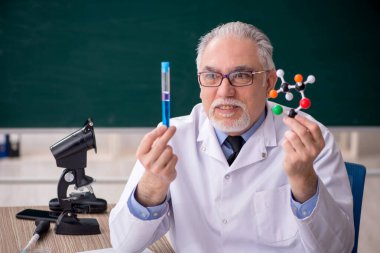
top-left (197, 117), bottom-right (227, 164)
top-left (229, 110), bottom-right (278, 171)
top-left (196, 104), bottom-right (280, 169)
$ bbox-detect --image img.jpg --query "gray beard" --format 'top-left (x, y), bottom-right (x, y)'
top-left (208, 98), bottom-right (251, 133)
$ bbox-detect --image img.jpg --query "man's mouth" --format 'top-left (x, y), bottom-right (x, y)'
top-left (208, 98), bottom-right (251, 132)
top-left (214, 104), bottom-right (240, 117)
top-left (218, 105), bottom-right (237, 110)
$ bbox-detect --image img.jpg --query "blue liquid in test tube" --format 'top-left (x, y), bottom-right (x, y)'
top-left (161, 62), bottom-right (170, 127)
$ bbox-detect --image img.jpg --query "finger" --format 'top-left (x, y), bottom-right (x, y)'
top-left (150, 154), bottom-right (178, 184)
top-left (283, 116), bottom-right (314, 146)
top-left (294, 115), bottom-right (324, 147)
top-left (284, 130), bottom-right (306, 155)
top-left (137, 125), bottom-right (167, 156)
top-left (282, 138), bottom-right (296, 155)
top-left (152, 126), bottom-right (177, 149)
top-left (161, 155), bottom-right (178, 182)
top-left (282, 138), bottom-right (294, 152)
top-left (148, 126), bottom-right (176, 161)
top-left (150, 146), bottom-right (174, 173)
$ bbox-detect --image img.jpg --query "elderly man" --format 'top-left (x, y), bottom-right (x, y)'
top-left (109, 21), bottom-right (354, 253)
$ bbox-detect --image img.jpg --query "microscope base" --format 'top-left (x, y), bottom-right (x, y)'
top-left (55, 213), bottom-right (100, 235)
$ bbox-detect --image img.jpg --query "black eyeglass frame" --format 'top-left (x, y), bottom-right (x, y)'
top-left (197, 70), bottom-right (268, 87)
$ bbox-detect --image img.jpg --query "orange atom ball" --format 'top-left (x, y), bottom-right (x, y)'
top-left (268, 90), bottom-right (278, 98)
top-left (294, 74), bottom-right (303, 83)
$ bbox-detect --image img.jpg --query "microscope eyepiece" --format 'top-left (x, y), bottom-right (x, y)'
top-left (50, 118), bottom-right (96, 169)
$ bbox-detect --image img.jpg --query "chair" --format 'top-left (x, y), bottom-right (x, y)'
top-left (345, 162), bottom-right (366, 253)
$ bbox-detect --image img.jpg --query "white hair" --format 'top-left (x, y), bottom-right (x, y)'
top-left (196, 21), bottom-right (275, 71)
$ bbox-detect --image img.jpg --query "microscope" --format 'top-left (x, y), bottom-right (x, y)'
top-left (49, 119), bottom-right (107, 235)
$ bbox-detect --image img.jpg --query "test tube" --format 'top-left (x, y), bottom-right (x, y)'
top-left (161, 62), bottom-right (170, 127)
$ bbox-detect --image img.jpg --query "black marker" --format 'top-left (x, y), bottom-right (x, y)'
top-left (21, 219), bottom-right (50, 253)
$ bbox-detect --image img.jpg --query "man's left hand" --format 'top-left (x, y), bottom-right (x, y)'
top-left (282, 115), bottom-right (325, 203)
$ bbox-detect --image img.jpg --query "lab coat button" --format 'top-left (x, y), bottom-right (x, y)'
top-left (224, 174), bottom-right (230, 180)
top-left (201, 146), bottom-right (206, 152)
top-left (262, 152), bottom-right (267, 158)
top-left (222, 219), bottom-right (228, 224)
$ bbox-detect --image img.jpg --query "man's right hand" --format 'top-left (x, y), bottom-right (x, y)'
top-left (135, 125), bottom-right (178, 207)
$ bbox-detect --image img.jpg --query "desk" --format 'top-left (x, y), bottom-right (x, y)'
top-left (0, 205), bottom-right (174, 253)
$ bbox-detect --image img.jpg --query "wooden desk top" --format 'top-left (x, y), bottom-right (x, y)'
top-left (0, 205), bottom-right (174, 253)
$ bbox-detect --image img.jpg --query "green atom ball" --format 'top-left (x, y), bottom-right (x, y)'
top-left (272, 105), bottom-right (283, 115)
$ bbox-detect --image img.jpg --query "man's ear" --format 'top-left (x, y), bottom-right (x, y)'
top-left (266, 69), bottom-right (277, 95)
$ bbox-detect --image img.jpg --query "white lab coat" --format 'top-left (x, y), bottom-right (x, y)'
top-left (109, 102), bottom-right (354, 253)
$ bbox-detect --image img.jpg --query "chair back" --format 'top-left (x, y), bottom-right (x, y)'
top-left (345, 162), bottom-right (366, 253)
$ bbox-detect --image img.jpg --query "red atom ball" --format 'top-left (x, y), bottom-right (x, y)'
top-left (300, 98), bottom-right (311, 109)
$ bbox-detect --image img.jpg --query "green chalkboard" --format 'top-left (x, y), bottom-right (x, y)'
top-left (1, 0), bottom-right (380, 127)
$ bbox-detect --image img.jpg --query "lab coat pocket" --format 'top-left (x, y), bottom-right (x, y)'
top-left (252, 184), bottom-right (298, 244)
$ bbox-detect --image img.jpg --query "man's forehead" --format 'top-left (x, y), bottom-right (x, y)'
top-left (198, 36), bottom-right (262, 71)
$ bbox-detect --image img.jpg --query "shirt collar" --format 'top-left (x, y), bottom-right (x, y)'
top-left (214, 108), bottom-right (267, 145)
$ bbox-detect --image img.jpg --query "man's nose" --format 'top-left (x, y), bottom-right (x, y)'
top-left (217, 77), bottom-right (235, 97)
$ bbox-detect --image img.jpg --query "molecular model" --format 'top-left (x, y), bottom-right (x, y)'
top-left (268, 69), bottom-right (316, 117)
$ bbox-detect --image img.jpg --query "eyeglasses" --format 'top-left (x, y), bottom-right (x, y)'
top-left (197, 70), bottom-right (267, 87)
